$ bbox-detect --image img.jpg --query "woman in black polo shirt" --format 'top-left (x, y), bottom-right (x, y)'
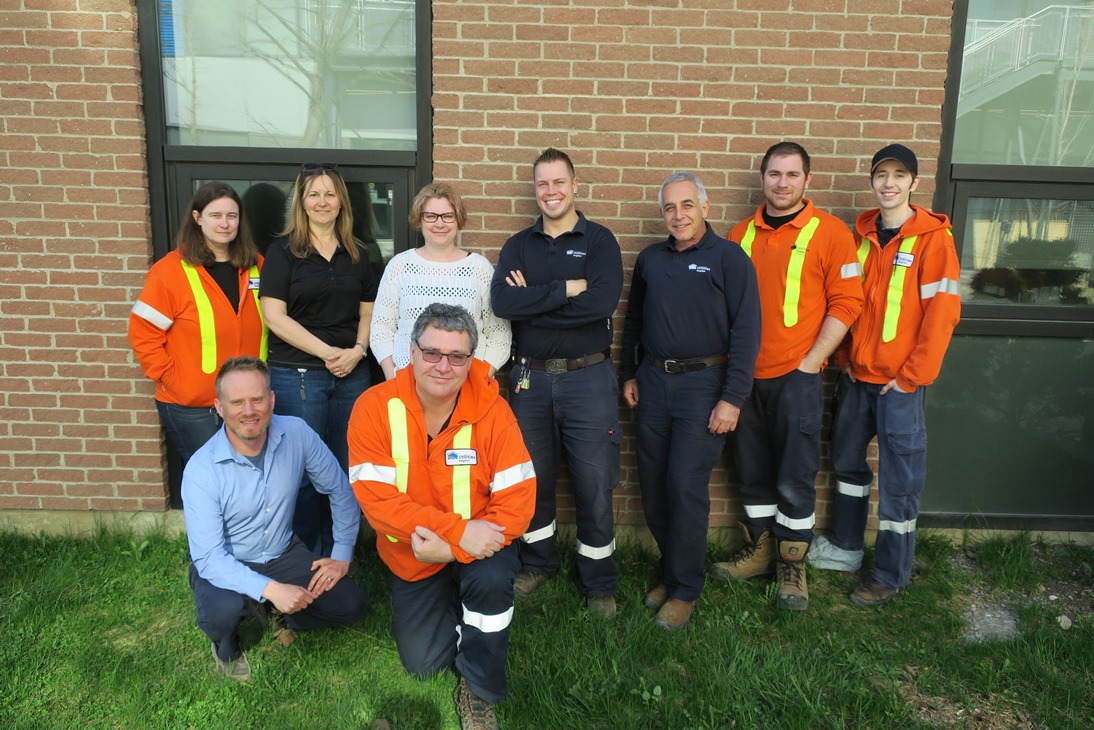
top-left (260, 163), bottom-right (377, 557)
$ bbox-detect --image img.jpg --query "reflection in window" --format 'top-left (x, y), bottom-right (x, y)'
top-left (955, 1), bottom-right (1094, 167)
top-left (963, 197), bottom-right (1094, 305)
top-left (161, 0), bottom-right (416, 150)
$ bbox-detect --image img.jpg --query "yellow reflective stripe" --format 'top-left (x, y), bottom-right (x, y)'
top-left (740, 219), bottom-right (757, 256)
top-left (248, 264), bottom-right (268, 361)
top-left (180, 262), bottom-right (217, 374)
top-left (385, 397), bottom-right (411, 544)
top-left (882, 236), bottom-right (918, 343)
top-left (783, 216), bottom-right (819, 327)
top-left (451, 424), bottom-right (473, 519)
top-left (855, 240), bottom-right (870, 279)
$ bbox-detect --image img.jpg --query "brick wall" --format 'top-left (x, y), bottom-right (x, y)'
top-left (431, 0), bottom-right (953, 530)
top-left (0, 1), bottom-right (164, 512)
top-left (0, 0), bottom-right (953, 530)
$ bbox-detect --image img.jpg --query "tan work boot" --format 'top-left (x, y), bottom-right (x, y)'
top-left (775, 540), bottom-right (810, 611)
top-left (711, 524), bottom-right (775, 581)
top-left (454, 675), bottom-right (499, 730)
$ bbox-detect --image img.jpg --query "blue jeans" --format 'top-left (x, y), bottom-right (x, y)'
top-left (269, 364), bottom-right (370, 557)
top-left (830, 375), bottom-right (927, 589)
top-left (509, 360), bottom-right (621, 596)
top-left (635, 362), bottom-right (728, 602)
top-left (155, 400), bottom-right (221, 465)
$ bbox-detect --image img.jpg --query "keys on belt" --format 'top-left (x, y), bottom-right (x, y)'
top-left (520, 349), bottom-right (610, 375)
top-left (646, 354), bottom-right (728, 374)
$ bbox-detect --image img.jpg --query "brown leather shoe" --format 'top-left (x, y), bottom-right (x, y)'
top-left (850, 579), bottom-right (902, 607)
top-left (655, 598), bottom-right (695, 631)
top-left (513, 570), bottom-right (549, 596)
top-left (587, 595), bottom-right (617, 618)
top-left (643, 583), bottom-right (669, 609)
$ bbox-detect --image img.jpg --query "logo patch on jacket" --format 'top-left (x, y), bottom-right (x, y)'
top-left (566, 249), bottom-right (586, 258)
top-left (248, 277), bottom-right (261, 290)
top-left (894, 252), bottom-right (915, 268)
top-left (445, 449), bottom-right (478, 466)
top-left (688, 264), bottom-right (711, 273)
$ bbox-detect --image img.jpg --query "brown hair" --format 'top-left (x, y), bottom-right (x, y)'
top-left (408, 182), bottom-right (469, 231)
top-left (283, 166), bottom-right (361, 263)
top-left (214, 355), bottom-right (270, 398)
top-left (533, 147), bottom-right (575, 177)
top-left (175, 182), bottom-right (259, 269)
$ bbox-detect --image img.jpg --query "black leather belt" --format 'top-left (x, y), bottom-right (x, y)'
top-left (646, 354), bottom-right (728, 374)
top-left (521, 349), bottom-right (611, 375)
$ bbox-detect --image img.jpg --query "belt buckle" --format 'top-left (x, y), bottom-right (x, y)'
top-left (662, 359), bottom-right (682, 374)
top-left (545, 358), bottom-right (568, 375)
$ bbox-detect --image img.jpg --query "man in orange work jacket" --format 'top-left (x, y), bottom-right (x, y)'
top-left (715, 142), bottom-right (864, 612)
top-left (348, 303), bottom-right (535, 730)
top-left (809, 144), bottom-right (961, 608)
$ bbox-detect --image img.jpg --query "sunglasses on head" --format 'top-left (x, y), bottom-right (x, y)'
top-left (300, 162), bottom-right (338, 172)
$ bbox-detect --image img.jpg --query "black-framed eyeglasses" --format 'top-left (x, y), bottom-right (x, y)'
top-left (301, 162), bottom-right (338, 172)
top-left (421, 212), bottom-right (457, 224)
top-left (415, 342), bottom-right (471, 366)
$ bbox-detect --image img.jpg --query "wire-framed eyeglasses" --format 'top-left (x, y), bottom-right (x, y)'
top-left (415, 342), bottom-right (471, 366)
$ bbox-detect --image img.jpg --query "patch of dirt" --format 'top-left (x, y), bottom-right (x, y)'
top-left (897, 666), bottom-right (1038, 729)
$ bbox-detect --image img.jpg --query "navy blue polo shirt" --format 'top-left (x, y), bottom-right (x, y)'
top-left (490, 212), bottom-right (623, 360)
top-left (621, 223), bottom-right (761, 407)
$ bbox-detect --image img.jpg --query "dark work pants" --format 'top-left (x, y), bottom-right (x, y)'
top-left (189, 539), bottom-right (368, 661)
top-left (389, 543), bottom-right (519, 705)
top-left (270, 364), bottom-right (370, 557)
top-left (635, 363), bottom-right (727, 602)
top-left (509, 360), bottom-right (621, 596)
top-left (830, 375), bottom-right (927, 589)
top-left (732, 369), bottom-right (822, 544)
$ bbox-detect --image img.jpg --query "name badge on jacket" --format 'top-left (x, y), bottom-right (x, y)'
top-left (894, 252), bottom-right (915, 268)
top-left (445, 449), bottom-right (478, 466)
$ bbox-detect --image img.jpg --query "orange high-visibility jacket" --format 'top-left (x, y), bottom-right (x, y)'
top-left (729, 200), bottom-right (864, 379)
top-left (348, 358), bottom-right (536, 582)
top-left (128, 251), bottom-right (266, 407)
top-left (837, 205), bottom-right (961, 392)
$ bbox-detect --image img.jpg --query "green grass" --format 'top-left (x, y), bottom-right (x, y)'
top-left (0, 528), bottom-right (1091, 729)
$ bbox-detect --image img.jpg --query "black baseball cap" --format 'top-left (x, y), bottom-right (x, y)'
top-left (870, 144), bottom-right (918, 176)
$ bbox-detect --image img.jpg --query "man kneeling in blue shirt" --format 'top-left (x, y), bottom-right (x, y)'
top-left (183, 356), bottom-right (368, 681)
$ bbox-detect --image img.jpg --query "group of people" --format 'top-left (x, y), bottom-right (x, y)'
top-left (128, 141), bottom-right (960, 729)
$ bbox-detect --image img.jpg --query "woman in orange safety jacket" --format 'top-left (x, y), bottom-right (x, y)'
top-left (129, 182), bottom-right (266, 464)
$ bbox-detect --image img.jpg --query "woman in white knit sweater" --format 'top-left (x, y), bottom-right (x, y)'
top-left (370, 182), bottom-right (512, 379)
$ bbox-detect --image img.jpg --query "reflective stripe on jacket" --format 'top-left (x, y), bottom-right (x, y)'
top-left (128, 250), bottom-right (266, 407)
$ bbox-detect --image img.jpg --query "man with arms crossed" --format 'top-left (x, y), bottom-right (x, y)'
top-left (184, 356), bottom-right (367, 682)
top-left (491, 148), bottom-right (625, 617)
top-left (621, 172), bottom-right (761, 631)
top-left (714, 142), bottom-right (863, 611)
top-left (809, 144), bottom-right (961, 607)
top-left (349, 304), bottom-right (535, 730)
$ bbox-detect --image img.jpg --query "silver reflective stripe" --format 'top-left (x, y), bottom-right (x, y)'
top-left (776, 510), bottom-right (816, 531)
top-left (490, 460), bottom-right (535, 493)
top-left (743, 504), bottom-right (777, 519)
top-left (349, 462), bottom-right (396, 486)
top-left (837, 481), bottom-right (871, 498)
top-left (879, 518), bottom-right (916, 535)
top-left (462, 604), bottom-right (513, 633)
top-left (920, 277), bottom-right (961, 299)
top-left (840, 262), bottom-right (863, 279)
top-left (576, 538), bottom-right (615, 560)
top-left (522, 519), bottom-right (556, 544)
top-left (131, 300), bottom-right (173, 330)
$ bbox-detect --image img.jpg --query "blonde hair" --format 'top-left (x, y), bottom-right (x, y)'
top-left (283, 167), bottom-right (361, 263)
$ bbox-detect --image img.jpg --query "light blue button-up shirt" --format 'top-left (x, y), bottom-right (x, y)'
top-left (182, 414), bottom-right (360, 601)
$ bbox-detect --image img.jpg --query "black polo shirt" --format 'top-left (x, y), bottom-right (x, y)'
top-left (490, 212), bottom-right (623, 360)
top-left (260, 235), bottom-right (377, 369)
top-left (621, 223), bottom-right (762, 407)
